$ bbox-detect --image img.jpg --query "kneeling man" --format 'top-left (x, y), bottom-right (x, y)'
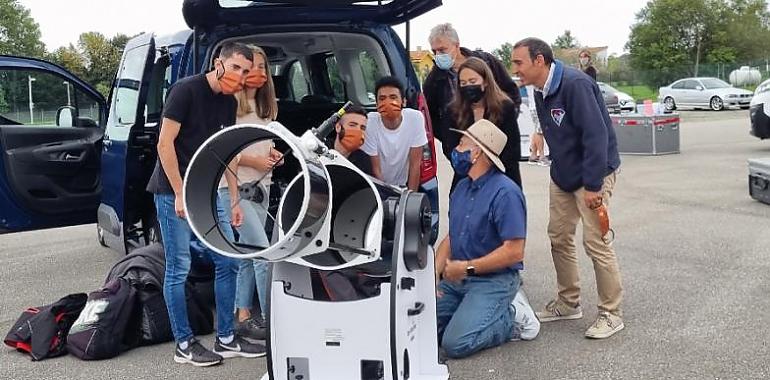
top-left (435, 119), bottom-right (536, 359)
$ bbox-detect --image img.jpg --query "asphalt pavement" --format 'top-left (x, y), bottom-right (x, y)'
top-left (2, 109), bottom-right (769, 379)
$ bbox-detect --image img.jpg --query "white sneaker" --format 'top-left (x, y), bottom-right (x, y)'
top-left (510, 288), bottom-right (540, 341)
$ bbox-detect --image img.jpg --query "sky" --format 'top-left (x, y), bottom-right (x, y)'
top-left (19, 0), bottom-right (649, 55)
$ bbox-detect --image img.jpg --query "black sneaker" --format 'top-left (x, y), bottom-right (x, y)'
top-left (213, 335), bottom-right (267, 358)
top-left (235, 317), bottom-right (267, 340)
top-left (174, 338), bottom-right (223, 367)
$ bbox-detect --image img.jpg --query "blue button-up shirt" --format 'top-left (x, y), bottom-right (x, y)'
top-left (449, 168), bottom-right (527, 272)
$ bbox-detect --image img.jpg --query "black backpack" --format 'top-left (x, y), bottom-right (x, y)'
top-left (105, 243), bottom-right (214, 346)
top-left (3, 293), bottom-right (88, 361)
top-left (66, 278), bottom-right (137, 360)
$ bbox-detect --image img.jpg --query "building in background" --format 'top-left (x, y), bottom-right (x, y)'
top-left (410, 46), bottom-right (434, 82)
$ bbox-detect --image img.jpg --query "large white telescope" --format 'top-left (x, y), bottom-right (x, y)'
top-left (183, 105), bottom-right (449, 380)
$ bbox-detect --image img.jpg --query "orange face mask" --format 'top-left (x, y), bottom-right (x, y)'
top-left (216, 63), bottom-right (244, 95)
top-left (377, 100), bottom-right (402, 121)
top-left (339, 127), bottom-right (365, 151)
top-left (592, 203), bottom-right (614, 243)
top-left (245, 70), bottom-right (267, 89)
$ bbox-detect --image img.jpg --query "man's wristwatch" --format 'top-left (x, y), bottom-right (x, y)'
top-left (465, 264), bottom-right (476, 276)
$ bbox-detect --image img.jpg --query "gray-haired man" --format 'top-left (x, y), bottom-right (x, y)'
top-left (423, 23), bottom-right (521, 162)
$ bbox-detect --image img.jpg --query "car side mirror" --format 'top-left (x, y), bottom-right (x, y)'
top-left (56, 106), bottom-right (76, 127)
top-left (695, 86), bottom-right (704, 91)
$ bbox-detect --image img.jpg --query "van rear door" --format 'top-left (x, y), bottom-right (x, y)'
top-left (183, 0), bottom-right (442, 29)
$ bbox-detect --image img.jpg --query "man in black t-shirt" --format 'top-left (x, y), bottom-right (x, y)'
top-left (331, 104), bottom-right (372, 175)
top-left (147, 42), bottom-right (265, 366)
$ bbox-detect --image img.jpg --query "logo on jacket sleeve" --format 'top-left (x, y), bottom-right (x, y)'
top-left (551, 108), bottom-right (566, 126)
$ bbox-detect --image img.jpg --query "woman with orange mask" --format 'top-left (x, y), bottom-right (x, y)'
top-left (216, 45), bottom-right (281, 341)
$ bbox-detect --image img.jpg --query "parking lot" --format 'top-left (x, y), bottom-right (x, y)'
top-left (2, 109), bottom-right (769, 379)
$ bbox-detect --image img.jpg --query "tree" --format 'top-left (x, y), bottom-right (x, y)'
top-left (553, 30), bottom-right (580, 50)
top-left (48, 32), bottom-right (132, 97)
top-left (49, 44), bottom-right (87, 78)
top-left (492, 42), bottom-right (514, 73)
top-left (0, 87), bottom-right (8, 114)
top-left (722, 0), bottom-right (770, 62)
top-left (78, 32), bottom-right (122, 96)
top-left (0, 0), bottom-right (46, 57)
top-left (626, 0), bottom-right (770, 87)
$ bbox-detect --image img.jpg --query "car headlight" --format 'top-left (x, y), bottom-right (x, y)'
top-left (727, 94), bottom-right (738, 98)
top-left (757, 84), bottom-right (770, 95)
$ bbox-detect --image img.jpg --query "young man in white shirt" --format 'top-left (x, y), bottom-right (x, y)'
top-left (362, 76), bottom-right (428, 190)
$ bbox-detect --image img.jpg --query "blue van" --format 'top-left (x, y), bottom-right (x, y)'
top-left (0, 0), bottom-right (442, 253)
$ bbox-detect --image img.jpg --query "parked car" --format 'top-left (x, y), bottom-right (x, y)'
top-left (598, 82), bottom-right (635, 112)
top-left (598, 82), bottom-right (634, 112)
top-left (617, 92), bottom-right (636, 112)
top-left (512, 76), bottom-right (546, 160)
top-left (516, 94), bottom-right (542, 160)
top-left (597, 82), bottom-right (621, 113)
top-left (750, 79), bottom-right (770, 139)
top-left (658, 77), bottom-right (753, 111)
top-left (0, 0), bottom-right (443, 252)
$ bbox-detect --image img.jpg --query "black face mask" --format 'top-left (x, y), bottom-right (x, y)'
top-left (460, 84), bottom-right (484, 103)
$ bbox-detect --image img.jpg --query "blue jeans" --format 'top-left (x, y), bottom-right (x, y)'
top-left (154, 193), bottom-right (238, 343)
top-left (218, 189), bottom-right (271, 317)
top-left (436, 271), bottom-right (520, 358)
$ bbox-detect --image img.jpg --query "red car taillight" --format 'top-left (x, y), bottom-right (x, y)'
top-left (417, 92), bottom-right (438, 183)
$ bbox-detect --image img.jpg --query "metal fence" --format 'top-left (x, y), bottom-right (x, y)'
top-left (1, 105), bottom-right (99, 126)
top-left (595, 59), bottom-right (770, 100)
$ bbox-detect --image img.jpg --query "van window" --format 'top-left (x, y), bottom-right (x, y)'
top-left (224, 32), bottom-right (391, 106)
top-left (359, 51), bottom-right (380, 104)
top-left (288, 61), bottom-right (309, 101)
top-left (114, 45), bottom-right (148, 125)
top-left (325, 55), bottom-right (345, 103)
top-left (144, 54), bottom-right (173, 123)
top-left (0, 69), bottom-right (101, 127)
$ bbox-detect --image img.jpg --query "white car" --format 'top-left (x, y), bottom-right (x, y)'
top-left (518, 85), bottom-right (549, 160)
top-left (616, 91), bottom-right (636, 112)
top-left (750, 79), bottom-right (770, 139)
top-left (658, 77), bottom-right (753, 111)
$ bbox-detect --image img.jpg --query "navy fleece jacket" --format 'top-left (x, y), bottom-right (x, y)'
top-left (534, 60), bottom-right (620, 192)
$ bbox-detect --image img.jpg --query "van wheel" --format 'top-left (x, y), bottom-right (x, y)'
top-left (710, 96), bottom-right (724, 111)
top-left (96, 225), bottom-right (108, 247)
top-left (664, 97), bottom-right (676, 111)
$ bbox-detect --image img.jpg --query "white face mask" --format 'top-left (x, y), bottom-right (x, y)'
top-left (580, 57), bottom-right (590, 66)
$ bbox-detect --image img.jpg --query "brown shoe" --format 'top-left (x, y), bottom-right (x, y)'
top-left (535, 299), bottom-right (583, 322)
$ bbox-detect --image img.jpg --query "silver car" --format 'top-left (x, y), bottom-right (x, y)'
top-left (658, 77), bottom-right (753, 111)
top-left (596, 82), bottom-right (620, 113)
top-left (598, 82), bottom-right (635, 112)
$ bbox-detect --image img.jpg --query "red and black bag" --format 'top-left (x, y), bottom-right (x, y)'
top-left (4, 293), bottom-right (88, 361)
